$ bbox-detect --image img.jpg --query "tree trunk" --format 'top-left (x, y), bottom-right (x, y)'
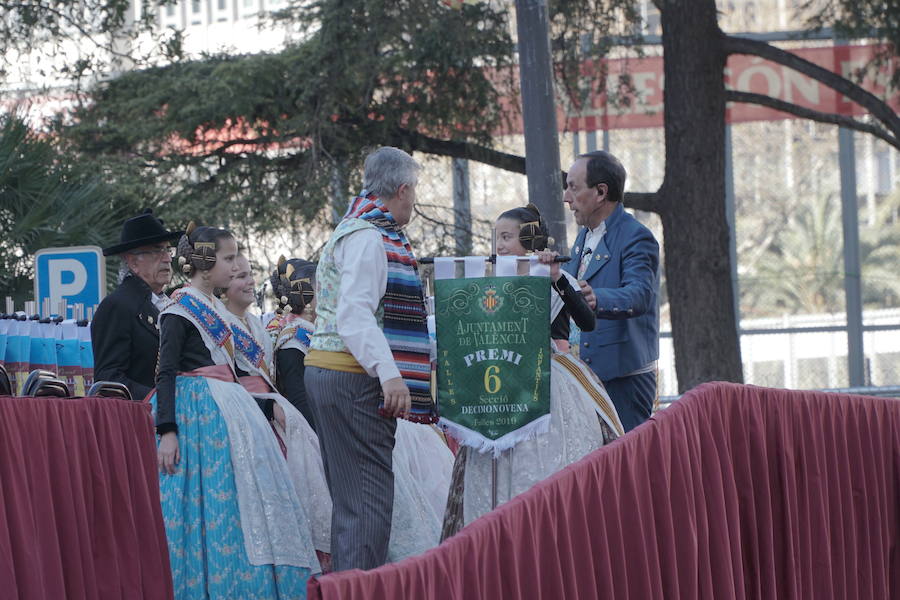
top-left (658, 0), bottom-right (744, 391)
top-left (452, 158), bottom-right (474, 255)
top-left (514, 0), bottom-right (567, 251)
top-left (331, 159), bottom-right (348, 226)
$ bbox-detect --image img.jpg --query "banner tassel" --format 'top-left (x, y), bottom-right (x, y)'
top-left (439, 413), bottom-right (552, 458)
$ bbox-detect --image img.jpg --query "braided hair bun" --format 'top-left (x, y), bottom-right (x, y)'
top-left (175, 222), bottom-right (234, 277)
top-left (175, 229), bottom-right (195, 276)
top-left (498, 203), bottom-right (552, 251)
top-left (270, 257), bottom-right (317, 315)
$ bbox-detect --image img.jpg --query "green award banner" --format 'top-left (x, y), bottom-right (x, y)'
top-left (436, 275), bottom-right (551, 454)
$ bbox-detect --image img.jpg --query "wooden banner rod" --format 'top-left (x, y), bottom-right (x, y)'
top-left (419, 255), bottom-right (570, 264)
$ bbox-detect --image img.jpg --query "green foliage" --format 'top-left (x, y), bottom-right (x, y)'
top-left (798, 0), bottom-right (900, 87)
top-left (741, 190), bottom-right (900, 317)
top-left (0, 1), bottom-right (182, 85)
top-left (1, 0), bottom-right (133, 50)
top-left (50, 0), bottom-right (900, 287)
top-left (0, 114), bottom-right (144, 302)
top-left (859, 190), bottom-right (900, 308)
top-left (549, 0), bottom-right (644, 111)
top-left (64, 0), bottom-right (519, 237)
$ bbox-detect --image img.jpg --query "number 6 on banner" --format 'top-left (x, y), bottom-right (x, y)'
top-left (484, 365), bottom-right (501, 393)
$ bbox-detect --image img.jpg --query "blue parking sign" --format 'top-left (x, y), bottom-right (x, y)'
top-left (34, 246), bottom-right (106, 318)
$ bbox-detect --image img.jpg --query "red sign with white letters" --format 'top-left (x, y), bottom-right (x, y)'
top-left (561, 44), bottom-right (898, 131)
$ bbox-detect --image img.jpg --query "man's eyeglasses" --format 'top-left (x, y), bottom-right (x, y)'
top-left (130, 247), bottom-right (176, 259)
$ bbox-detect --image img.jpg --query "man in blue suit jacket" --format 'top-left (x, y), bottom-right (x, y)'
top-left (562, 150), bottom-right (660, 432)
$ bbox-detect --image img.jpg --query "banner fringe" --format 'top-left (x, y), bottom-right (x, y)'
top-left (439, 413), bottom-right (552, 458)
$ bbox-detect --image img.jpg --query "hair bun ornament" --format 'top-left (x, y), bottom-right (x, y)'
top-left (181, 263), bottom-right (192, 275)
top-left (293, 277), bottom-right (314, 308)
top-left (281, 296), bottom-right (289, 304)
top-left (518, 220), bottom-right (548, 252)
top-left (178, 256), bottom-right (187, 266)
top-left (191, 241), bottom-right (217, 269)
top-left (283, 305), bottom-right (293, 314)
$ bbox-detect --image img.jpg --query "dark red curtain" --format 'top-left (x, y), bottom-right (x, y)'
top-left (309, 383), bottom-right (900, 599)
top-left (0, 396), bottom-right (172, 600)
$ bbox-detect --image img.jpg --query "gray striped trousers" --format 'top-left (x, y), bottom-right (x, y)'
top-left (305, 366), bottom-right (397, 571)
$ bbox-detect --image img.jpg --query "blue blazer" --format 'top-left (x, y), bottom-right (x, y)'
top-left (563, 203), bottom-right (660, 381)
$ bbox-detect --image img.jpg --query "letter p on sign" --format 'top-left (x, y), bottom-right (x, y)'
top-left (48, 259), bottom-right (88, 305)
top-left (34, 246), bottom-right (106, 318)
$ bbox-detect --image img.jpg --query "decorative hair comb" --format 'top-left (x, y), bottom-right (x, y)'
top-left (191, 241), bottom-right (217, 264)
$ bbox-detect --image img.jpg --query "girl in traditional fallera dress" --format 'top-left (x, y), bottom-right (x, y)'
top-left (152, 225), bottom-right (319, 599)
top-left (267, 257), bottom-right (455, 562)
top-left (222, 254), bottom-right (332, 565)
top-left (443, 204), bottom-right (625, 535)
top-left (266, 258), bottom-right (319, 431)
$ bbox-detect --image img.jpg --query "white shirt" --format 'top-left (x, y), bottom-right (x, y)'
top-left (151, 292), bottom-right (170, 312)
top-left (582, 220), bottom-right (607, 257)
top-left (577, 221), bottom-right (607, 279)
top-left (333, 228), bottom-right (401, 384)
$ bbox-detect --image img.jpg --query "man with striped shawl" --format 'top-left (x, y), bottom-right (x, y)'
top-left (305, 147), bottom-right (436, 572)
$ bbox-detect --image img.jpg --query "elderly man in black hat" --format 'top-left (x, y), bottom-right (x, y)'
top-left (91, 210), bottom-right (183, 401)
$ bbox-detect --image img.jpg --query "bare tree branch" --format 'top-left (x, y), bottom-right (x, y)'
top-left (179, 124), bottom-right (667, 217)
top-left (722, 34), bottom-right (900, 138)
top-left (391, 128), bottom-right (527, 173)
top-left (726, 90), bottom-right (900, 149)
top-left (624, 191), bottom-right (660, 213)
top-left (395, 128), bottom-right (662, 213)
top-left (0, 0), bottom-right (137, 64)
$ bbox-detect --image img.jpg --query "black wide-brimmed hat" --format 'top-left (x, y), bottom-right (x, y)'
top-left (103, 209), bottom-right (184, 256)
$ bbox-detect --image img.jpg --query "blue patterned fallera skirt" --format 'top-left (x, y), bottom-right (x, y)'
top-left (151, 376), bottom-right (311, 599)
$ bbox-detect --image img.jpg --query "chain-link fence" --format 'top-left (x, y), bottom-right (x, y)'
top-left (407, 117), bottom-right (899, 397)
top-left (607, 120), bottom-right (900, 395)
top-left (732, 121), bottom-right (900, 392)
top-left (405, 154), bottom-right (517, 257)
top-left (236, 116), bottom-right (897, 393)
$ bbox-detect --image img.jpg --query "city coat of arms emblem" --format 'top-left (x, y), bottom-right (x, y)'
top-left (481, 285), bottom-right (502, 314)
